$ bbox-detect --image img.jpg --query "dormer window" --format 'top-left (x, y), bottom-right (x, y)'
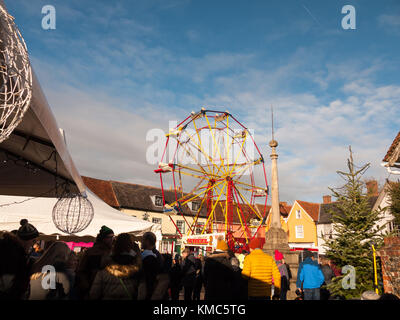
top-left (296, 210), bottom-right (301, 219)
top-left (191, 201), bottom-right (200, 211)
top-left (154, 195), bottom-right (163, 207)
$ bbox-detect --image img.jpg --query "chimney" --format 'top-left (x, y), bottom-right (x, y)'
top-left (366, 180), bottom-right (378, 197)
top-left (322, 195), bottom-right (331, 204)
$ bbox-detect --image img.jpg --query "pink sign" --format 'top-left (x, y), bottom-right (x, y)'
top-left (64, 241), bottom-right (94, 251)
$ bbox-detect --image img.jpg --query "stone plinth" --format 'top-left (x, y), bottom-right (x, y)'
top-left (263, 227), bottom-right (300, 300)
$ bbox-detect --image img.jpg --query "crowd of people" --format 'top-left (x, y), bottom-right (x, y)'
top-left (0, 219), bottom-right (399, 300)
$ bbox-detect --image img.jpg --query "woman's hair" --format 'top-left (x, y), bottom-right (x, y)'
top-left (110, 234), bottom-right (142, 268)
top-left (30, 241), bottom-right (71, 275)
top-left (112, 233), bottom-right (134, 256)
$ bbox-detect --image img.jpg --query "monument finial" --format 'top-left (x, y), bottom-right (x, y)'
top-left (269, 105), bottom-right (278, 147)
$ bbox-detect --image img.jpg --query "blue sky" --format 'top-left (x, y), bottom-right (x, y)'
top-left (5, 0), bottom-right (400, 203)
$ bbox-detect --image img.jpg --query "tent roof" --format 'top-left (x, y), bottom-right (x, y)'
top-left (0, 71), bottom-right (85, 197)
top-left (1, 0), bottom-right (85, 197)
top-left (0, 190), bottom-right (161, 239)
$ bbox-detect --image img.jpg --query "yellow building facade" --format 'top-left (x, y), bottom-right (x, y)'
top-left (285, 200), bottom-right (319, 249)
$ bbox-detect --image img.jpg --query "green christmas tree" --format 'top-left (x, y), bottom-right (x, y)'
top-left (323, 147), bottom-right (386, 299)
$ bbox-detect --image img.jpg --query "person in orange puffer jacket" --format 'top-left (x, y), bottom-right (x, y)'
top-left (241, 238), bottom-right (281, 300)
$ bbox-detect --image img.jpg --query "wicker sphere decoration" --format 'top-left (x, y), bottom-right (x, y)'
top-left (0, 6), bottom-right (32, 143)
top-left (52, 194), bottom-right (94, 234)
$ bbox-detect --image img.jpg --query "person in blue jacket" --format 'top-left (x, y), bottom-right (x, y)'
top-left (296, 249), bottom-right (312, 291)
top-left (298, 252), bottom-right (325, 300)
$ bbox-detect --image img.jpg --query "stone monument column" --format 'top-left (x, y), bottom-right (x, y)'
top-left (263, 138), bottom-right (299, 299)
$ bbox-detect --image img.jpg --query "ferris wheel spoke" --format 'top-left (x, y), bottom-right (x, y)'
top-left (234, 185), bottom-right (263, 220)
top-left (178, 169), bottom-right (211, 181)
top-left (201, 181), bottom-right (227, 234)
top-left (227, 131), bottom-right (247, 176)
top-left (204, 113), bottom-right (227, 175)
top-left (187, 190), bottom-right (208, 236)
top-left (175, 138), bottom-right (210, 176)
top-left (229, 157), bottom-right (262, 180)
top-left (171, 179), bottom-right (224, 207)
top-left (176, 163), bottom-right (221, 180)
top-left (185, 138), bottom-right (226, 177)
top-left (236, 205), bottom-right (249, 243)
top-left (187, 120), bottom-right (221, 176)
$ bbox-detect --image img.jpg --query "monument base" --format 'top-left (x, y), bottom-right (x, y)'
top-left (263, 227), bottom-right (300, 300)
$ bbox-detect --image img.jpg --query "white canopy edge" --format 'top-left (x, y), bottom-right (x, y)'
top-left (0, 190), bottom-right (162, 241)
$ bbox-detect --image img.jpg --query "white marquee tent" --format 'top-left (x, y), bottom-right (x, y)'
top-left (0, 190), bottom-right (162, 241)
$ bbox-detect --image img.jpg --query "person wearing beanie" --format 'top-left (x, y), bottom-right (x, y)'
top-left (274, 250), bottom-right (290, 300)
top-left (203, 238), bottom-right (235, 300)
top-left (241, 238), bottom-right (281, 300)
top-left (17, 219), bottom-right (39, 254)
top-left (75, 225), bottom-right (114, 299)
top-left (96, 225), bottom-right (115, 244)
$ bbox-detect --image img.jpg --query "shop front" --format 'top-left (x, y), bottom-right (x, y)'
top-left (181, 233), bottom-right (226, 256)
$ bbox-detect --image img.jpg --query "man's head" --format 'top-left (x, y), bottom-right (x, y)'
top-left (96, 225), bottom-right (114, 247)
top-left (248, 238), bottom-right (262, 252)
top-left (141, 231), bottom-right (156, 250)
top-left (311, 252), bottom-right (318, 260)
top-left (181, 248), bottom-right (191, 259)
top-left (17, 219), bottom-right (39, 252)
top-left (303, 249), bottom-right (313, 260)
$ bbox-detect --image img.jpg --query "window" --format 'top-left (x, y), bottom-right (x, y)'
top-left (295, 225), bottom-right (304, 238)
top-left (196, 222), bottom-right (204, 234)
top-left (176, 220), bottom-right (185, 234)
top-left (191, 201), bottom-right (200, 211)
top-left (152, 218), bottom-right (162, 225)
top-left (323, 224), bottom-right (332, 237)
top-left (296, 210), bottom-right (301, 219)
top-left (154, 195), bottom-right (163, 207)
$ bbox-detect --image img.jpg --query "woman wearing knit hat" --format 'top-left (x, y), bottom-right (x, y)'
top-left (241, 238), bottom-right (281, 300)
top-left (75, 225), bottom-right (114, 299)
top-left (17, 219), bottom-right (39, 254)
top-left (203, 239), bottom-right (235, 300)
top-left (274, 250), bottom-right (290, 300)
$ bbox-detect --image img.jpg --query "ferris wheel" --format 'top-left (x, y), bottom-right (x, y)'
top-left (155, 108), bottom-right (269, 251)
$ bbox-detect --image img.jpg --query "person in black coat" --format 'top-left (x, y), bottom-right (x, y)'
top-left (192, 254), bottom-right (204, 300)
top-left (169, 254), bottom-right (182, 300)
top-left (228, 250), bottom-right (248, 300)
top-left (141, 232), bottom-right (163, 300)
top-left (319, 256), bottom-right (335, 300)
top-left (203, 240), bottom-right (235, 300)
top-left (181, 248), bottom-right (196, 301)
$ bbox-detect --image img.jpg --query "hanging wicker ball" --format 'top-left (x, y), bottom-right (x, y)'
top-left (52, 194), bottom-right (94, 234)
top-left (0, 6), bottom-right (32, 143)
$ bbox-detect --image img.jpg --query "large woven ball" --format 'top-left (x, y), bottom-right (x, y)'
top-left (0, 6), bottom-right (32, 143)
top-left (52, 194), bottom-right (94, 234)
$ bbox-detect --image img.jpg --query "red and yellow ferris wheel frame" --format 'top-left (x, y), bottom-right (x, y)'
top-left (155, 108), bottom-right (269, 251)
